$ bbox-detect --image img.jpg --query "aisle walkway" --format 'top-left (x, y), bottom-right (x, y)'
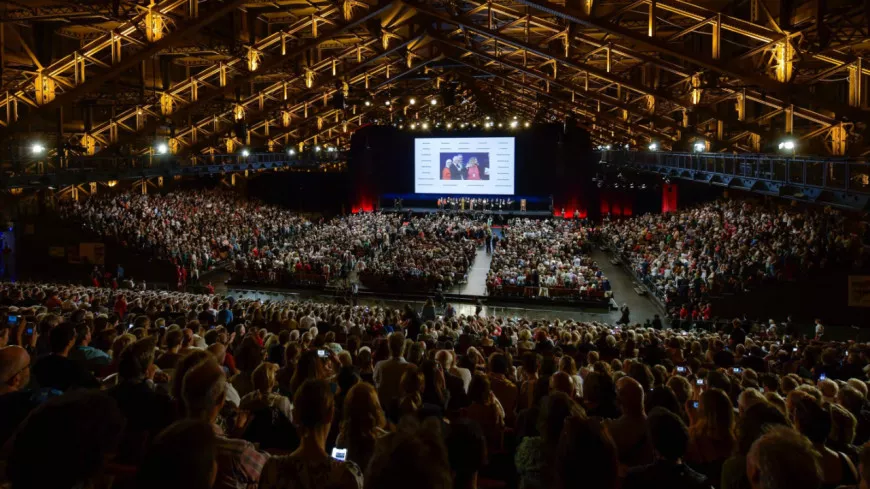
top-left (450, 246), bottom-right (493, 296)
top-left (589, 249), bottom-right (661, 322)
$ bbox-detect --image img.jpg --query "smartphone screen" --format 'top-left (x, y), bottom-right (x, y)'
top-left (696, 379), bottom-right (705, 385)
top-left (820, 373), bottom-right (827, 380)
top-left (317, 349), bottom-right (327, 358)
top-left (8, 315), bottom-right (18, 325)
top-left (733, 367), bottom-right (741, 374)
top-left (677, 366), bottom-right (686, 373)
top-left (693, 401), bottom-right (700, 409)
top-left (128, 323), bottom-right (134, 330)
top-left (25, 327), bottom-right (33, 335)
top-left (331, 448), bottom-right (347, 461)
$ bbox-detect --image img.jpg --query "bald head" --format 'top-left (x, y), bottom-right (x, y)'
top-left (616, 376), bottom-right (644, 415)
top-left (435, 350), bottom-right (452, 369)
top-left (550, 371), bottom-right (574, 396)
top-left (0, 346), bottom-right (31, 393)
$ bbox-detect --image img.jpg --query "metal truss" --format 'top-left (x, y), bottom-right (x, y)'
top-left (1, 0), bottom-right (869, 159)
top-left (604, 149), bottom-right (870, 210)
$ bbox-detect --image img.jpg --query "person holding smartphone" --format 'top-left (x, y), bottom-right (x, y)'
top-left (259, 380), bottom-right (363, 489)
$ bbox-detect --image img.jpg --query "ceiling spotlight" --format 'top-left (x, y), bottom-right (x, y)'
top-left (422, 122), bottom-right (429, 129)
top-left (778, 139), bottom-right (796, 151)
top-left (497, 122), bottom-right (503, 127)
top-left (288, 149), bottom-right (296, 155)
top-left (241, 149), bottom-right (250, 157)
top-left (410, 123), bottom-right (417, 129)
top-left (327, 146), bottom-right (336, 152)
top-left (624, 143), bottom-right (630, 150)
top-left (605, 144), bottom-right (612, 150)
top-left (510, 120), bottom-right (518, 128)
top-left (461, 123), bottom-right (466, 128)
top-left (409, 98), bottom-right (416, 105)
top-left (314, 146), bottom-right (321, 152)
top-left (385, 100), bottom-right (391, 106)
top-left (524, 122), bottom-right (530, 128)
top-left (364, 100), bottom-right (371, 107)
top-left (648, 142), bottom-right (658, 151)
top-left (446, 123), bottom-right (453, 129)
top-left (155, 143), bottom-right (168, 155)
top-left (512, 115), bottom-right (518, 120)
top-left (399, 125), bottom-right (404, 129)
top-left (430, 98), bottom-right (437, 106)
top-left (485, 115), bottom-right (491, 120)
top-left (30, 143), bottom-right (46, 155)
top-left (693, 141), bottom-right (706, 153)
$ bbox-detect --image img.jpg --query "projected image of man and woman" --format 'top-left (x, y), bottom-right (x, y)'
top-left (440, 152), bottom-right (490, 181)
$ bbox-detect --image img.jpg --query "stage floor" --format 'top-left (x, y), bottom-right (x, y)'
top-left (382, 207), bottom-right (552, 217)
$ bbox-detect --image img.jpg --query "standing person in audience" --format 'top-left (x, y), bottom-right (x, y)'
top-left (260, 379), bottom-right (363, 489)
top-left (791, 396), bottom-right (858, 488)
top-left (108, 336), bottom-right (176, 463)
top-left (556, 416), bottom-right (619, 489)
top-left (156, 329), bottom-right (185, 370)
top-left (686, 388), bottom-right (735, 484)
top-left (336, 382), bottom-right (390, 470)
top-left (5, 390), bottom-right (125, 489)
top-left (182, 358), bottom-right (269, 489)
top-left (606, 377), bottom-right (652, 468)
top-left (721, 402), bottom-right (791, 489)
top-left (446, 419), bottom-right (488, 489)
top-left (374, 332), bottom-right (411, 407)
top-left (623, 408), bottom-right (711, 489)
top-left (745, 427), bottom-right (822, 489)
top-left (364, 418), bottom-right (453, 489)
top-left (31, 322), bottom-right (100, 391)
top-left (136, 419), bottom-right (218, 489)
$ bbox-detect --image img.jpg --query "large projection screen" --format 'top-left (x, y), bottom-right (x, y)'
top-left (414, 137), bottom-right (515, 195)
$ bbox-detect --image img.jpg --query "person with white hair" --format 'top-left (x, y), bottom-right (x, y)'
top-left (442, 158), bottom-right (452, 180)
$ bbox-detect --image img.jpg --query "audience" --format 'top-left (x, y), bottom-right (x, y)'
top-left (1, 278), bottom-right (870, 489)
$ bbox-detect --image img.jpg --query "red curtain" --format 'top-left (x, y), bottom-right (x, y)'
top-left (600, 191), bottom-right (634, 217)
top-left (662, 183), bottom-right (678, 213)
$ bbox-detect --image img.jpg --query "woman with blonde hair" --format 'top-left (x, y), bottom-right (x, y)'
top-left (558, 356), bottom-right (582, 398)
top-left (686, 388), bottom-right (735, 484)
top-left (336, 383), bottom-right (389, 469)
top-left (240, 362), bottom-right (293, 421)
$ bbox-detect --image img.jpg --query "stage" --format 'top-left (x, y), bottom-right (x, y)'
top-left (381, 207), bottom-right (553, 217)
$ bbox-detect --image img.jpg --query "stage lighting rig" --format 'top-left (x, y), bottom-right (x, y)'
top-left (648, 142), bottom-right (658, 151)
top-left (693, 141), bottom-right (706, 152)
top-left (31, 143), bottom-right (46, 155)
top-left (155, 142), bottom-right (169, 155)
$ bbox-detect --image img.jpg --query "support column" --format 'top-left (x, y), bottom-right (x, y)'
top-left (712, 14), bottom-right (721, 59)
top-left (849, 57), bottom-right (864, 108)
top-left (829, 123), bottom-right (847, 155)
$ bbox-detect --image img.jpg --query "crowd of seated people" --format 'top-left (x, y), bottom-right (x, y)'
top-left (2, 280), bottom-right (868, 489)
top-left (601, 199), bottom-right (862, 312)
top-left (62, 191), bottom-right (484, 293)
top-left (486, 218), bottom-right (610, 299)
top-left (360, 215), bottom-right (483, 291)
